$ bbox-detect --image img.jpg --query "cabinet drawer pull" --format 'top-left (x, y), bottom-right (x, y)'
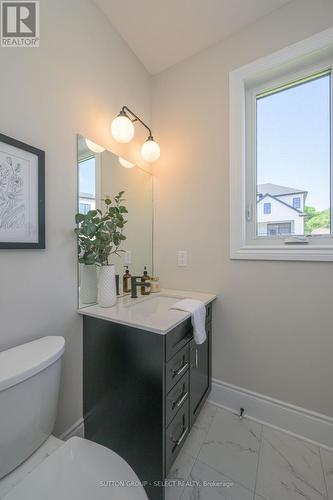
top-left (172, 362), bottom-right (188, 378)
top-left (195, 348), bottom-right (198, 369)
top-left (172, 391), bottom-right (188, 409)
top-left (171, 427), bottom-right (188, 446)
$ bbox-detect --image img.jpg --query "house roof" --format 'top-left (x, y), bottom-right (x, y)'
top-left (257, 194), bottom-right (305, 214)
top-left (257, 183), bottom-right (307, 197)
top-left (79, 192), bottom-right (95, 200)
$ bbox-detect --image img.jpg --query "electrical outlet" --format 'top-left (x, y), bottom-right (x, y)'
top-left (124, 251), bottom-right (132, 265)
top-left (177, 250), bottom-right (188, 267)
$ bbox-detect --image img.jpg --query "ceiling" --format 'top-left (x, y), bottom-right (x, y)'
top-left (94, 0), bottom-right (291, 74)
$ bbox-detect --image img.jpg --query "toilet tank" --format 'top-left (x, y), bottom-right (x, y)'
top-left (0, 336), bottom-right (65, 479)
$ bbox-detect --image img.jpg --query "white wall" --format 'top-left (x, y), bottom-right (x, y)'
top-left (152, 0), bottom-right (333, 417)
top-left (0, 0), bottom-right (151, 435)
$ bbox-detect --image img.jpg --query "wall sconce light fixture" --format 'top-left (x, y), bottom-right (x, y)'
top-left (111, 106), bottom-right (160, 162)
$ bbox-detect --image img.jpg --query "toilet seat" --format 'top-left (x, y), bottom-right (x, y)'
top-left (3, 437), bottom-right (148, 500)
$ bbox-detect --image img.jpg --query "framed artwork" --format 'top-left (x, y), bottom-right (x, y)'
top-left (0, 133), bottom-right (45, 249)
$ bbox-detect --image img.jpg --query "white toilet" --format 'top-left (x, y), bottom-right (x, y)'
top-left (0, 336), bottom-right (148, 499)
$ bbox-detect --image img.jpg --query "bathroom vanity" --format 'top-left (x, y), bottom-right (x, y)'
top-left (76, 136), bottom-right (215, 499)
top-left (80, 290), bottom-right (215, 500)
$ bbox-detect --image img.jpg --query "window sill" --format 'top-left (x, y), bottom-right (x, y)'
top-left (231, 244), bottom-right (333, 261)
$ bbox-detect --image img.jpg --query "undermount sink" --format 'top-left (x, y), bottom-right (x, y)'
top-left (127, 295), bottom-right (184, 315)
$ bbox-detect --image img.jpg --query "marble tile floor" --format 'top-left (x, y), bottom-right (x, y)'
top-left (166, 402), bottom-right (333, 500)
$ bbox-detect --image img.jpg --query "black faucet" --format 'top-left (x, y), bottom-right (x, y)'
top-left (131, 276), bottom-right (151, 298)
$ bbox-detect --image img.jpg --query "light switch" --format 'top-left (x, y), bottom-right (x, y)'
top-left (177, 250), bottom-right (188, 267)
top-left (124, 251), bottom-right (132, 265)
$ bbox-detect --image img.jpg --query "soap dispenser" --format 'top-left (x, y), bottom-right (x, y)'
top-left (141, 266), bottom-right (151, 295)
top-left (123, 266), bottom-right (131, 293)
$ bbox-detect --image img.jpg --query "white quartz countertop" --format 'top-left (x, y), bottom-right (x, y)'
top-left (78, 289), bottom-right (216, 334)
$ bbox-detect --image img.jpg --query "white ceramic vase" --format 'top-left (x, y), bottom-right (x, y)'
top-left (97, 264), bottom-right (117, 308)
top-left (80, 264), bottom-right (97, 304)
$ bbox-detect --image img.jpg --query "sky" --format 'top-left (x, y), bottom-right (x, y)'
top-left (79, 157), bottom-right (95, 196)
top-left (257, 73), bottom-right (331, 211)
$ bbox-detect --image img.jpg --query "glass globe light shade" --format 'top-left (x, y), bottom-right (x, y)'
top-left (141, 138), bottom-right (160, 162)
top-left (111, 115), bottom-right (135, 143)
top-left (85, 139), bottom-right (105, 153)
top-left (119, 157), bottom-right (134, 169)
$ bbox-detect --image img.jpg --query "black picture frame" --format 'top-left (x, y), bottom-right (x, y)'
top-left (0, 133), bottom-right (45, 249)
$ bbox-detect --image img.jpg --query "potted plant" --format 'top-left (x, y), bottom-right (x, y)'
top-left (75, 213), bottom-right (98, 305)
top-left (75, 191), bottom-right (128, 307)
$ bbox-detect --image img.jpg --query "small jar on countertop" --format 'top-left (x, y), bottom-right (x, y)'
top-left (150, 276), bottom-right (161, 293)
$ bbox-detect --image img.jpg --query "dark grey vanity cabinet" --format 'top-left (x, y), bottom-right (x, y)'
top-left (83, 302), bottom-right (213, 500)
top-left (189, 324), bottom-right (211, 425)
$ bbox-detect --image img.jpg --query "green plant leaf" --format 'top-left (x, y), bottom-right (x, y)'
top-left (75, 213), bottom-right (85, 223)
top-left (75, 191), bottom-right (128, 265)
top-left (84, 254), bottom-right (96, 265)
top-left (87, 210), bottom-right (97, 217)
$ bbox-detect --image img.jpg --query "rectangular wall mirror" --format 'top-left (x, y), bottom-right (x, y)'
top-left (77, 135), bottom-right (153, 307)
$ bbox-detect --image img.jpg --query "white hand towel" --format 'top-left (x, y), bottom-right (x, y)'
top-left (170, 299), bottom-right (207, 344)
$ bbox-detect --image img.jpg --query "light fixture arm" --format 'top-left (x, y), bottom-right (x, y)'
top-left (120, 106), bottom-right (153, 139)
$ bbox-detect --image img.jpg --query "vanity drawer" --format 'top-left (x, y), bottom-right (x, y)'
top-left (165, 318), bottom-right (192, 361)
top-left (165, 401), bottom-right (189, 474)
top-left (166, 344), bottom-right (190, 392)
top-left (165, 372), bottom-right (189, 427)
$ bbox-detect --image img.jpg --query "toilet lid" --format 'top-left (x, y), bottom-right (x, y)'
top-left (3, 437), bottom-right (148, 500)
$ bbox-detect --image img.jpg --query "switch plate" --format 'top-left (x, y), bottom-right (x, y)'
top-left (124, 251), bottom-right (132, 265)
top-left (177, 250), bottom-right (188, 267)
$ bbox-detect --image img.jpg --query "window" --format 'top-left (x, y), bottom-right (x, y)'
top-left (293, 197), bottom-right (301, 209)
top-left (255, 70), bottom-right (331, 239)
top-left (263, 202), bottom-right (271, 214)
top-left (79, 156), bottom-right (96, 214)
top-left (267, 223), bottom-right (292, 236)
top-left (230, 28), bottom-right (333, 261)
top-left (79, 203), bottom-right (91, 215)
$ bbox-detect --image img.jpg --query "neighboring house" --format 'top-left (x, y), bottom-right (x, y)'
top-left (79, 192), bottom-right (95, 214)
top-left (257, 183), bottom-right (307, 236)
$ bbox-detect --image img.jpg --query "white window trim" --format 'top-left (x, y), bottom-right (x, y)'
top-left (95, 153), bottom-right (101, 210)
top-left (230, 27), bottom-right (333, 261)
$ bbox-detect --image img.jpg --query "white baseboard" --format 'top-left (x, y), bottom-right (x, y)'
top-left (58, 418), bottom-right (85, 441)
top-left (58, 382), bottom-right (333, 451)
top-left (208, 378), bottom-right (333, 451)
